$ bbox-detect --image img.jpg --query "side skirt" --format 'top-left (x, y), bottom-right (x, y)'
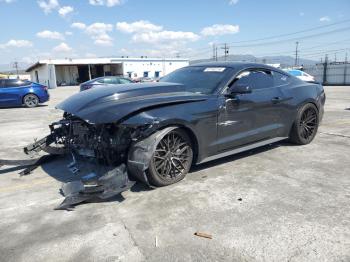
top-left (198, 137), bottom-right (288, 164)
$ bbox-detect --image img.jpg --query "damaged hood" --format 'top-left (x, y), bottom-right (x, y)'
top-left (56, 82), bottom-right (208, 124)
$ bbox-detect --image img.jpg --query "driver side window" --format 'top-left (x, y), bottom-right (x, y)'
top-left (231, 70), bottom-right (274, 91)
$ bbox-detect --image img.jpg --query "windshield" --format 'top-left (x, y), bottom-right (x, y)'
top-left (160, 66), bottom-right (234, 94)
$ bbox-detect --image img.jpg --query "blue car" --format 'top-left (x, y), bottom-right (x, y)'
top-left (0, 79), bottom-right (49, 108)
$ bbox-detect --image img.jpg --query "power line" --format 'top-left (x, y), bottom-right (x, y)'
top-left (182, 21), bottom-right (350, 60)
top-left (301, 48), bottom-right (350, 58)
top-left (220, 18), bottom-right (350, 45)
top-left (180, 21), bottom-right (350, 58)
top-left (228, 27), bottom-right (350, 48)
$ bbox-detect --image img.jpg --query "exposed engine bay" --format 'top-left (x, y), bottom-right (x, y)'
top-left (49, 113), bottom-right (134, 166)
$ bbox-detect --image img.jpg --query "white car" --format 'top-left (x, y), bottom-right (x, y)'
top-left (286, 69), bottom-right (316, 82)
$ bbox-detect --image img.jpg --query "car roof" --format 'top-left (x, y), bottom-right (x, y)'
top-left (188, 61), bottom-right (283, 72)
top-left (287, 69), bottom-right (302, 72)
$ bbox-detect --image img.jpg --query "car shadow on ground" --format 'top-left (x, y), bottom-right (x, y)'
top-left (0, 104), bottom-right (48, 109)
top-left (0, 140), bottom-right (296, 208)
top-left (191, 140), bottom-right (296, 172)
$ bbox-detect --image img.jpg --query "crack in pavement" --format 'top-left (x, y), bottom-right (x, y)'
top-left (320, 132), bottom-right (350, 139)
top-left (121, 219), bottom-right (147, 261)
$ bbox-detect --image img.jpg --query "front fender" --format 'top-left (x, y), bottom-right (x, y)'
top-left (127, 126), bottom-right (178, 185)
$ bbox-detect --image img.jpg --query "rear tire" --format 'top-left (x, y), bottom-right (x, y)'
top-left (289, 103), bottom-right (319, 145)
top-left (23, 94), bottom-right (39, 108)
top-left (148, 128), bottom-right (193, 187)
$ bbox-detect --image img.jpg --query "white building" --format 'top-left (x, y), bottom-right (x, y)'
top-left (25, 57), bottom-right (189, 88)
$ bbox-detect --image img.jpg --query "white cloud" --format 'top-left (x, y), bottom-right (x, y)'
top-left (94, 34), bottom-right (113, 46)
top-left (229, 0), bottom-right (239, 5)
top-left (71, 22), bottom-right (87, 30)
top-left (52, 42), bottom-right (72, 52)
top-left (132, 30), bottom-right (200, 44)
top-left (116, 20), bottom-right (163, 33)
top-left (37, 0), bottom-right (74, 18)
top-left (72, 22), bottom-right (114, 46)
top-left (58, 6), bottom-right (74, 17)
top-left (0, 39), bottom-right (33, 49)
top-left (89, 0), bottom-right (122, 7)
top-left (85, 23), bottom-right (113, 46)
top-left (320, 16), bottom-right (331, 22)
top-left (201, 24), bottom-right (239, 36)
top-left (85, 22), bottom-right (113, 35)
top-left (37, 0), bottom-right (59, 14)
top-left (36, 30), bottom-right (65, 40)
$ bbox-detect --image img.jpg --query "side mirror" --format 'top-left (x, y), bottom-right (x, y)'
top-left (225, 83), bottom-right (252, 97)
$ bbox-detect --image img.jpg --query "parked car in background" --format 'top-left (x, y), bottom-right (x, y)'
top-left (0, 79), bottom-right (49, 108)
top-left (286, 69), bottom-right (316, 83)
top-left (80, 76), bottom-right (135, 92)
top-left (134, 77), bottom-right (156, 83)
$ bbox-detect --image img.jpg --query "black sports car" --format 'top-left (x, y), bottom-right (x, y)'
top-left (26, 62), bottom-right (325, 188)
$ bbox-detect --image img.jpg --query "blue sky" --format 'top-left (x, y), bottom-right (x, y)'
top-left (0, 0), bottom-right (349, 66)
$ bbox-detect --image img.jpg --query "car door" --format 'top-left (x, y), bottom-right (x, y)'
top-left (0, 79), bottom-right (22, 106)
top-left (0, 79), bottom-right (6, 105)
top-left (217, 69), bottom-right (286, 152)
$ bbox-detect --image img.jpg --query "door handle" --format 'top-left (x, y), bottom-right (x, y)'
top-left (271, 97), bottom-right (282, 103)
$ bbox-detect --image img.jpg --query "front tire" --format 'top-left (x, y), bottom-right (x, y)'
top-left (148, 129), bottom-right (193, 187)
top-left (23, 94), bottom-right (39, 108)
top-left (289, 103), bottom-right (319, 145)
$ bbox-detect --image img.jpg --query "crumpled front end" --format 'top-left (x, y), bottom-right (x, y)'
top-left (20, 112), bottom-right (162, 209)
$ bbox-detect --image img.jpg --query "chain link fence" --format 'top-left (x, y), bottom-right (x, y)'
top-left (303, 62), bottom-right (350, 85)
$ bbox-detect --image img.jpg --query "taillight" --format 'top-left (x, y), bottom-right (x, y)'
top-left (42, 86), bottom-right (48, 90)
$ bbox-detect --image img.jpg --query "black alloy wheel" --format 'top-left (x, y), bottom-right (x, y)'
top-left (148, 129), bottom-right (193, 186)
top-left (290, 103), bottom-right (319, 145)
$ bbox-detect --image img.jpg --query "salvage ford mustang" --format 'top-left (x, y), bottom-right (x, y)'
top-left (25, 62), bottom-right (325, 188)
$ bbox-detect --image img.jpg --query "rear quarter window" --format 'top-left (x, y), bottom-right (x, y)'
top-left (272, 71), bottom-right (290, 86)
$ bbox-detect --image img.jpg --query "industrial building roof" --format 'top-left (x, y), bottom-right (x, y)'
top-left (26, 57), bottom-right (189, 72)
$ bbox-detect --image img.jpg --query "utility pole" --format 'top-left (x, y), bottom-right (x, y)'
top-left (344, 52), bottom-right (348, 85)
top-left (13, 61), bottom-right (19, 78)
top-left (212, 44), bottom-right (217, 61)
top-left (221, 43), bottom-right (229, 61)
top-left (294, 41), bottom-right (299, 67)
top-left (323, 54), bottom-right (328, 85)
top-left (334, 53), bottom-right (337, 62)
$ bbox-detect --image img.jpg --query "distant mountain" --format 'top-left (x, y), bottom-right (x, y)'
top-left (190, 55), bottom-right (317, 67)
